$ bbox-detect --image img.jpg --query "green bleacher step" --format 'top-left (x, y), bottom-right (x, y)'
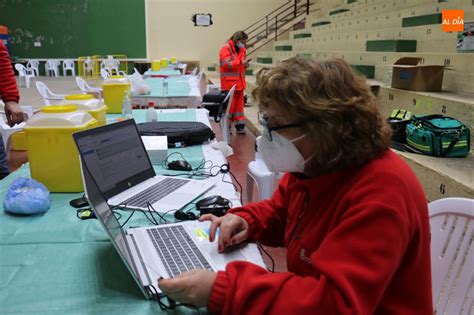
top-left (312, 21), bottom-right (331, 27)
top-left (257, 57), bottom-right (273, 64)
top-left (207, 66), bottom-right (216, 71)
top-left (294, 33), bottom-right (311, 39)
top-left (329, 8), bottom-right (349, 16)
top-left (347, 0), bottom-right (358, 3)
top-left (297, 53), bottom-right (312, 59)
top-left (366, 40), bottom-right (417, 52)
top-left (402, 13), bottom-right (442, 28)
top-left (351, 65), bottom-right (375, 78)
top-left (245, 69), bottom-right (253, 76)
top-left (275, 45), bottom-right (292, 51)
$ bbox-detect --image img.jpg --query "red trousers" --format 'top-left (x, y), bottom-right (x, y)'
top-left (228, 90), bottom-right (245, 126)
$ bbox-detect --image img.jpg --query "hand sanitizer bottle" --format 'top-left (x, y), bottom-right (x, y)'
top-left (146, 101), bottom-right (157, 122)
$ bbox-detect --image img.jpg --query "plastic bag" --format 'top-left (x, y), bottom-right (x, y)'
top-left (3, 177), bottom-right (51, 215)
top-left (129, 72), bottom-right (151, 95)
top-left (211, 141), bottom-right (234, 157)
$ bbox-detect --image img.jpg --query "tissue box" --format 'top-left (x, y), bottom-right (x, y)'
top-left (141, 136), bottom-right (168, 165)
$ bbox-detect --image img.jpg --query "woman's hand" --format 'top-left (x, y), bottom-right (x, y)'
top-left (158, 269), bottom-right (217, 307)
top-left (4, 102), bottom-right (24, 127)
top-left (199, 213), bottom-right (250, 252)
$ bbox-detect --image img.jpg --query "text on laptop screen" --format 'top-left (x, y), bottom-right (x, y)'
top-left (75, 121), bottom-right (153, 197)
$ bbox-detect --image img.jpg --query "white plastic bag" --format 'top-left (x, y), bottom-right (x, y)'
top-left (129, 72), bottom-right (151, 95)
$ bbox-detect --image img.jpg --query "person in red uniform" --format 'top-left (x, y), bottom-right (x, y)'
top-left (219, 31), bottom-right (249, 134)
top-left (158, 58), bottom-right (433, 314)
top-left (0, 41), bottom-right (24, 179)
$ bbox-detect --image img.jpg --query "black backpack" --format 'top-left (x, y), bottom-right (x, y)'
top-left (137, 121), bottom-right (215, 148)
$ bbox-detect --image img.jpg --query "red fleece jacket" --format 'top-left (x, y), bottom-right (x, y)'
top-left (208, 150), bottom-right (433, 314)
top-left (0, 41), bottom-right (19, 103)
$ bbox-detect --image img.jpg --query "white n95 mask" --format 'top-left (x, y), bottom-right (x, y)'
top-left (258, 133), bottom-right (311, 173)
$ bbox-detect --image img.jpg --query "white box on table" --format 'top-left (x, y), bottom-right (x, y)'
top-left (141, 136), bottom-right (168, 165)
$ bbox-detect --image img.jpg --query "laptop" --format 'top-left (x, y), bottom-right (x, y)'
top-left (81, 155), bottom-right (266, 298)
top-left (73, 119), bottom-right (214, 212)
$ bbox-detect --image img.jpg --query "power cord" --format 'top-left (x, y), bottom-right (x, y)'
top-left (146, 284), bottom-right (202, 314)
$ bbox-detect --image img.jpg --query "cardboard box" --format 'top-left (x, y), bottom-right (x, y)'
top-left (390, 57), bottom-right (446, 92)
top-left (141, 136), bottom-right (168, 165)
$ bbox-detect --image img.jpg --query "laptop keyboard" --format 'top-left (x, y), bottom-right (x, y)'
top-left (123, 177), bottom-right (189, 208)
top-left (147, 225), bottom-right (213, 277)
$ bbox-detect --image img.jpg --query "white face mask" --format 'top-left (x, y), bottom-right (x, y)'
top-left (236, 42), bottom-right (245, 49)
top-left (258, 132), bottom-right (312, 173)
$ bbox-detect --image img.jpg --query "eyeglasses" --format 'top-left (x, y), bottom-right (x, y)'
top-left (258, 111), bottom-right (307, 141)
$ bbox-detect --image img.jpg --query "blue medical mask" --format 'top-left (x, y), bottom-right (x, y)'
top-left (236, 42), bottom-right (245, 49)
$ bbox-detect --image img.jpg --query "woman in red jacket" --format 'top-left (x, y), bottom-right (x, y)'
top-left (0, 41), bottom-right (24, 179)
top-left (219, 31), bottom-right (249, 134)
top-left (159, 58), bottom-right (433, 314)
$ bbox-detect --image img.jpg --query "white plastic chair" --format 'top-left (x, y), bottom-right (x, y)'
top-left (429, 197), bottom-right (473, 315)
top-left (75, 77), bottom-right (103, 99)
top-left (83, 57), bottom-right (93, 77)
top-left (100, 68), bottom-right (110, 80)
top-left (246, 136), bottom-right (282, 202)
top-left (62, 59), bottom-right (76, 76)
top-left (190, 67), bottom-right (198, 76)
top-left (45, 59), bottom-right (60, 77)
top-left (35, 81), bottom-right (66, 105)
top-left (26, 59), bottom-right (40, 76)
top-left (14, 64), bottom-right (35, 88)
top-left (101, 56), bottom-right (120, 75)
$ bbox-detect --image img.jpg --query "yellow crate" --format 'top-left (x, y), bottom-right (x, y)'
top-left (24, 106), bottom-right (98, 192)
top-left (102, 76), bottom-right (130, 114)
top-left (60, 94), bottom-right (107, 126)
top-left (11, 131), bottom-right (27, 151)
top-left (152, 60), bottom-right (161, 71)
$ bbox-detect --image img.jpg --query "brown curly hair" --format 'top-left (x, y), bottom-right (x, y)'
top-left (253, 57), bottom-right (392, 173)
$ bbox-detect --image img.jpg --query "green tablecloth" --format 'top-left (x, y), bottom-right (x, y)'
top-left (143, 77), bottom-right (192, 97)
top-left (0, 109), bottom-right (207, 314)
top-left (144, 69), bottom-right (182, 76)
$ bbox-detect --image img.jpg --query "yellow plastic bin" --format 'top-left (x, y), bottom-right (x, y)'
top-left (160, 58), bottom-right (169, 68)
top-left (170, 57), bottom-right (177, 64)
top-left (59, 94), bottom-right (107, 126)
top-left (102, 76), bottom-right (131, 114)
top-left (24, 105), bottom-right (98, 192)
top-left (151, 60), bottom-right (161, 71)
top-left (11, 131), bottom-right (27, 150)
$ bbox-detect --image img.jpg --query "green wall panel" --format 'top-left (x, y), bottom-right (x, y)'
top-left (0, 0), bottom-right (146, 58)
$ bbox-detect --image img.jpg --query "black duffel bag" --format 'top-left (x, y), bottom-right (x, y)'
top-left (137, 121), bottom-right (215, 148)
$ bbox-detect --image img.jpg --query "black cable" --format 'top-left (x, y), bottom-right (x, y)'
top-left (145, 284), bottom-right (202, 314)
top-left (147, 202), bottom-right (169, 224)
top-left (120, 210), bottom-right (135, 229)
top-left (257, 243), bottom-right (275, 273)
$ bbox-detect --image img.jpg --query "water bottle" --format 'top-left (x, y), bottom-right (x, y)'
top-left (122, 91), bottom-right (132, 119)
top-left (146, 101), bottom-right (157, 122)
top-left (162, 77), bottom-right (168, 95)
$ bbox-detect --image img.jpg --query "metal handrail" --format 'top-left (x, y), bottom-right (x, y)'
top-left (244, 0), bottom-right (299, 33)
top-left (247, 6), bottom-right (307, 43)
top-left (247, 10), bottom-right (308, 56)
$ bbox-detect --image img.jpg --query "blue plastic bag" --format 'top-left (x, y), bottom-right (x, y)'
top-left (3, 177), bottom-right (51, 215)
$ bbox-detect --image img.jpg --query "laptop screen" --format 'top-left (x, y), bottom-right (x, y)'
top-left (81, 156), bottom-right (148, 297)
top-left (73, 120), bottom-right (155, 198)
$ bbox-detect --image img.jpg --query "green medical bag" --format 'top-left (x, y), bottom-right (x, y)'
top-left (406, 115), bottom-right (470, 157)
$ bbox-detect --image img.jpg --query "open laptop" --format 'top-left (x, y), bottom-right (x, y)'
top-left (81, 155), bottom-right (266, 298)
top-left (73, 119), bottom-right (214, 212)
